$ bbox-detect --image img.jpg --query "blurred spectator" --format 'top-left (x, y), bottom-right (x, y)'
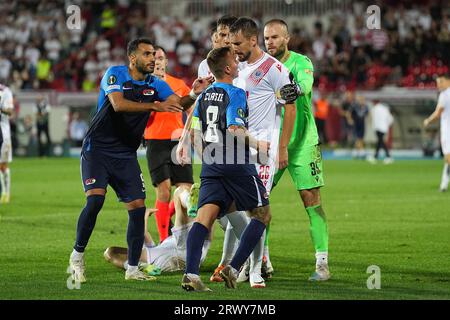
top-left (0, 54), bottom-right (12, 83)
top-left (175, 31), bottom-right (196, 77)
top-left (34, 96), bottom-right (52, 157)
top-left (351, 95), bottom-right (369, 159)
top-left (314, 92), bottom-right (329, 144)
top-left (100, 5), bottom-right (117, 32)
top-left (368, 101), bottom-right (394, 164)
top-left (36, 54), bottom-right (52, 89)
top-left (44, 34), bottom-right (62, 63)
top-left (69, 112), bottom-right (88, 147)
top-left (340, 91), bottom-right (356, 147)
top-left (10, 94), bottom-right (20, 155)
top-left (0, 1), bottom-right (448, 91)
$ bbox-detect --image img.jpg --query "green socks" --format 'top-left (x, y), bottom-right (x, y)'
top-left (306, 205), bottom-right (328, 253)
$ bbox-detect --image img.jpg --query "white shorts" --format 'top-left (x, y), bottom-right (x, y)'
top-left (441, 137), bottom-right (450, 155)
top-left (145, 223), bottom-right (209, 272)
top-left (252, 127), bottom-right (280, 194)
top-left (0, 139), bottom-right (12, 163)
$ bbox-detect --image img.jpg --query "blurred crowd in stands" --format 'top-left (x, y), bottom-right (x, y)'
top-left (0, 0), bottom-right (448, 93)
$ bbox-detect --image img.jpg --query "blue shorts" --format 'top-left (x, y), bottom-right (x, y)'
top-left (197, 175), bottom-right (269, 217)
top-left (80, 150), bottom-right (146, 203)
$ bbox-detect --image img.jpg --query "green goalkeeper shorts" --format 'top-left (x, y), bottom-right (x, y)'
top-left (273, 144), bottom-right (324, 191)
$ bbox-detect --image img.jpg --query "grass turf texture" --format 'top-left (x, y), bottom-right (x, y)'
top-left (0, 158), bottom-right (449, 300)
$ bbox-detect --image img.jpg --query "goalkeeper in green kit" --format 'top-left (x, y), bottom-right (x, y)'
top-left (263, 19), bottom-right (330, 281)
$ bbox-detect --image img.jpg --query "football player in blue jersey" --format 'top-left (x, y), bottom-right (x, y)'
top-left (181, 46), bottom-right (272, 291)
top-left (68, 38), bottom-right (212, 282)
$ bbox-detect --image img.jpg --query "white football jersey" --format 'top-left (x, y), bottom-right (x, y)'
top-left (0, 84), bottom-right (13, 140)
top-left (197, 58), bottom-right (212, 78)
top-left (233, 52), bottom-right (290, 153)
top-left (438, 87), bottom-right (450, 154)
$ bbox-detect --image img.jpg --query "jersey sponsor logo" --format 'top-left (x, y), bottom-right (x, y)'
top-left (107, 85), bottom-right (120, 91)
top-left (107, 75), bottom-right (117, 85)
top-left (234, 117), bottom-right (245, 125)
top-left (143, 89), bottom-right (155, 96)
top-left (85, 178), bottom-right (96, 185)
top-left (123, 85), bottom-right (133, 90)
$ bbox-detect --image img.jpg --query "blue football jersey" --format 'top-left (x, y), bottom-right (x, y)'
top-left (83, 65), bottom-right (174, 158)
top-left (192, 82), bottom-right (257, 177)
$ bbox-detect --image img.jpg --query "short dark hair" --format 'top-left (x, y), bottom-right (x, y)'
top-left (210, 25), bottom-right (217, 36)
top-left (264, 19), bottom-right (289, 33)
top-left (153, 45), bottom-right (167, 57)
top-left (230, 17), bottom-right (259, 38)
top-left (217, 15), bottom-right (238, 28)
top-left (127, 38), bottom-right (153, 56)
top-left (437, 72), bottom-right (450, 80)
top-left (207, 46), bottom-right (233, 79)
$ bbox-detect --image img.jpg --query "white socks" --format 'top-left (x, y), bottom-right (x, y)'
top-left (316, 252), bottom-right (328, 267)
top-left (440, 163), bottom-right (449, 191)
top-left (71, 249), bottom-right (84, 260)
top-left (127, 265), bottom-right (138, 273)
top-left (180, 189), bottom-right (190, 209)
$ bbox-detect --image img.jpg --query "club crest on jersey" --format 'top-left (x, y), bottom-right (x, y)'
top-left (107, 75), bottom-right (117, 85)
top-left (237, 108), bottom-right (246, 118)
top-left (85, 178), bottom-right (96, 186)
top-left (143, 89), bottom-right (155, 96)
top-left (251, 70), bottom-right (264, 81)
top-left (276, 64), bottom-right (282, 72)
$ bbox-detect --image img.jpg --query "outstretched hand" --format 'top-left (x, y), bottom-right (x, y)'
top-left (192, 76), bottom-right (215, 95)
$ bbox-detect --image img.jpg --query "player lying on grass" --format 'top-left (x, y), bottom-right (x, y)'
top-left (180, 46), bottom-right (272, 292)
top-left (104, 185), bottom-right (210, 274)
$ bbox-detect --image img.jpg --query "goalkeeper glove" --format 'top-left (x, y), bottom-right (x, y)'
top-left (279, 72), bottom-right (303, 103)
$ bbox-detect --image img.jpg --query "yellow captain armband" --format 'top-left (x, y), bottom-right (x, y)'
top-left (191, 116), bottom-right (201, 130)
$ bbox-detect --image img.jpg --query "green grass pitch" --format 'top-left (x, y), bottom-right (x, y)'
top-left (0, 158), bottom-right (449, 300)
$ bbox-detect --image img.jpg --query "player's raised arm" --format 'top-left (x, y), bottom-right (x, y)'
top-left (170, 76), bottom-right (215, 111)
top-left (108, 91), bottom-right (183, 113)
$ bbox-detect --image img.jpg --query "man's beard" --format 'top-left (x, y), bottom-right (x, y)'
top-left (239, 50), bottom-right (251, 62)
top-left (273, 46), bottom-right (286, 60)
top-left (136, 61), bottom-right (153, 74)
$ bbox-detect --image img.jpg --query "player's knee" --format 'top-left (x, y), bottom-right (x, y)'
top-left (85, 194), bottom-right (105, 214)
top-left (156, 184), bottom-right (171, 202)
top-left (249, 205), bottom-right (271, 225)
top-left (300, 188), bottom-right (321, 207)
top-left (126, 199), bottom-right (145, 211)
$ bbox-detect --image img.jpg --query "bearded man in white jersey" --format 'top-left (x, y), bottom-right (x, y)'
top-left (424, 73), bottom-right (450, 192)
top-left (225, 17), bottom-right (297, 288)
top-left (0, 83), bottom-right (14, 204)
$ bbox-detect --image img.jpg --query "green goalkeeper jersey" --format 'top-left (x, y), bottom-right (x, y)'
top-left (281, 51), bottom-right (319, 151)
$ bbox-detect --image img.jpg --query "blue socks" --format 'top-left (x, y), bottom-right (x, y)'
top-left (185, 222), bottom-right (209, 275)
top-left (74, 195), bottom-right (105, 253)
top-left (127, 207), bottom-right (146, 266)
top-left (230, 218), bottom-right (266, 271)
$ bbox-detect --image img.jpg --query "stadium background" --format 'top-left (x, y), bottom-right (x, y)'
top-left (0, 0), bottom-right (449, 301)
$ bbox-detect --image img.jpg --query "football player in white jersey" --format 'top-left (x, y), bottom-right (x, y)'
top-left (198, 15), bottom-right (237, 78)
top-left (0, 83), bottom-right (13, 204)
top-left (424, 73), bottom-right (450, 192)
top-left (225, 17), bottom-right (297, 288)
top-left (104, 185), bottom-right (211, 273)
